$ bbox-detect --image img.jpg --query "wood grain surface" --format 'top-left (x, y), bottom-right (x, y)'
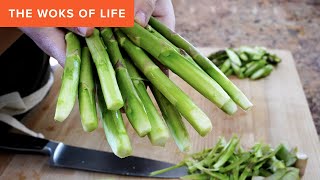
top-left (0, 48), bottom-right (319, 180)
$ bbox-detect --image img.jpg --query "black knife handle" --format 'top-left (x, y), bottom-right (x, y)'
top-left (0, 133), bottom-right (51, 155)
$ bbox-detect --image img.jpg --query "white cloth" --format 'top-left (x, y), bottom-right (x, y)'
top-left (0, 71), bottom-right (54, 138)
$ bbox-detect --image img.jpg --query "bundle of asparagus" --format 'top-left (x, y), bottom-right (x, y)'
top-left (54, 18), bottom-right (253, 158)
top-left (208, 46), bottom-right (281, 80)
top-left (151, 135), bottom-right (308, 180)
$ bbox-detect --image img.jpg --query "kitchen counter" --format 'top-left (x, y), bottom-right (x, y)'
top-left (172, 0), bottom-right (320, 136)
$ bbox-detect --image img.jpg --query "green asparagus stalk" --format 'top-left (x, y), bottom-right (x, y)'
top-left (54, 32), bottom-right (81, 122)
top-left (85, 28), bottom-right (123, 110)
top-left (148, 16), bottom-right (253, 111)
top-left (100, 28), bottom-right (151, 137)
top-left (114, 29), bottom-right (212, 136)
top-left (145, 25), bottom-right (202, 71)
top-left (78, 47), bottom-right (98, 132)
top-left (119, 23), bottom-right (237, 115)
top-left (123, 56), bottom-right (170, 145)
top-left (151, 86), bottom-right (191, 152)
top-left (96, 82), bottom-right (132, 158)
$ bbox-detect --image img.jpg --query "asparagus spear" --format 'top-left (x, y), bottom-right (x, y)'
top-left (78, 47), bottom-right (98, 132)
top-left (54, 32), bottom-right (81, 122)
top-left (85, 28), bottom-right (123, 110)
top-left (114, 29), bottom-right (212, 136)
top-left (119, 23), bottom-right (237, 115)
top-left (123, 56), bottom-right (170, 145)
top-left (148, 17), bottom-right (253, 111)
top-left (100, 28), bottom-right (151, 137)
top-left (145, 25), bottom-right (202, 71)
top-left (97, 81), bottom-right (132, 158)
top-left (151, 86), bottom-right (191, 152)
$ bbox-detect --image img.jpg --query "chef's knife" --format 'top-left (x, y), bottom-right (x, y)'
top-left (0, 133), bottom-right (187, 178)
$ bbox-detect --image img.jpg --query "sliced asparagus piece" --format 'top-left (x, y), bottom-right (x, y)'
top-left (85, 28), bottom-right (123, 110)
top-left (148, 16), bottom-right (253, 111)
top-left (124, 56), bottom-right (169, 145)
top-left (101, 28), bottom-right (151, 137)
top-left (78, 47), bottom-right (98, 132)
top-left (224, 68), bottom-right (234, 77)
top-left (220, 59), bottom-right (231, 73)
top-left (54, 32), bottom-right (81, 122)
top-left (250, 64), bottom-right (274, 80)
top-left (120, 23), bottom-right (236, 114)
top-left (244, 59), bottom-right (267, 77)
top-left (114, 29), bottom-right (212, 136)
top-left (97, 82), bottom-right (132, 158)
top-left (226, 48), bottom-right (242, 66)
top-left (151, 86), bottom-right (191, 152)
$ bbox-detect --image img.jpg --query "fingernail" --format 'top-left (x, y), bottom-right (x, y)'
top-left (77, 27), bottom-right (88, 36)
top-left (135, 11), bottom-right (147, 26)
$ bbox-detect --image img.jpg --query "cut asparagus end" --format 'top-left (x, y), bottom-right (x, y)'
top-left (147, 132), bottom-right (170, 147)
top-left (54, 32), bottom-right (81, 122)
top-left (78, 46), bottom-right (99, 132)
top-left (97, 83), bottom-right (132, 158)
top-left (221, 99), bottom-right (238, 115)
top-left (151, 86), bottom-right (191, 151)
top-left (85, 28), bottom-right (124, 111)
top-left (295, 152), bottom-right (308, 176)
top-left (190, 110), bottom-right (212, 137)
top-left (54, 104), bottom-right (73, 122)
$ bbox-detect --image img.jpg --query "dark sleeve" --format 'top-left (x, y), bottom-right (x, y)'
top-left (0, 34), bottom-right (51, 97)
top-left (0, 34), bottom-right (51, 133)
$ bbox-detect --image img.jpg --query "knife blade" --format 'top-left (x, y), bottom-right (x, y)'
top-left (0, 133), bottom-right (187, 178)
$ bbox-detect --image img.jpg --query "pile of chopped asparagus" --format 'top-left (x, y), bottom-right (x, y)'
top-left (54, 17), bottom-right (253, 158)
top-left (208, 46), bottom-right (281, 80)
top-left (151, 135), bottom-right (308, 180)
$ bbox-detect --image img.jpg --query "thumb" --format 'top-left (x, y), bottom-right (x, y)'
top-left (65, 27), bottom-right (94, 37)
top-left (134, 0), bottom-right (156, 27)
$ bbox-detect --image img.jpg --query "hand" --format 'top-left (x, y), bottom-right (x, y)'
top-left (18, 27), bottom-right (94, 67)
top-left (19, 0), bottom-right (175, 68)
top-left (135, 0), bottom-right (175, 76)
top-left (135, 0), bottom-right (175, 31)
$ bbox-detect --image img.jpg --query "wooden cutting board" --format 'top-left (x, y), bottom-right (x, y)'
top-left (0, 48), bottom-right (319, 180)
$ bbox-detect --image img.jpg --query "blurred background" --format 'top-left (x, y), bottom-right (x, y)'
top-left (172, 0), bottom-right (320, 138)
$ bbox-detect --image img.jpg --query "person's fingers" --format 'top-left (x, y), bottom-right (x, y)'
top-left (152, 0), bottom-right (175, 30)
top-left (65, 27), bottom-right (94, 37)
top-left (134, 0), bottom-right (157, 27)
top-left (18, 27), bottom-right (66, 67)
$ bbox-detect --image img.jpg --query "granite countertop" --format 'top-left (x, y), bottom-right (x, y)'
top-left (173, 0), bottom-right (320, 135)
